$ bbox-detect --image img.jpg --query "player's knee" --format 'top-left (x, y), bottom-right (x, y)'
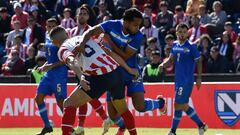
top-left (34, 95), bottom-right (44, 105)
top-left (133, 103), bottom-right (145, 112)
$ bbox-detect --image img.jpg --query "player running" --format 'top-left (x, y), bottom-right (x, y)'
top-left (159, 23), bottom-right (208, 135)
top-left (77, 8), bottom-right (167, 134)
top-left (35, 18), bottom-right (68, 135)
top-left (49, 26), bottom-right (139, 135)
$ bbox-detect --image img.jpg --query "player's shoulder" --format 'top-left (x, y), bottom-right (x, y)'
top-left (134, 31), bottom-right (143, 39)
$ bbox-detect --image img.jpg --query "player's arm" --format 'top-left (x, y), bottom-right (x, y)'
top-left (102, 47), bottom-right (139, 78)
top-left (36, 61), bottom-right (65, 72)
top-left (196, 57), bottom-right (202, 90)
top-left (76, 26), bottom-right (104, 53)
top-left (103, 33), bottom-right (136, 60)
top-left (159, 54), bottom-right (174, 73)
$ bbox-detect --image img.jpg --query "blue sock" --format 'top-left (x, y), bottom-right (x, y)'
top-left (143, 99), bottom-right (160, 112)
top-left (171, 110), bottom-right (182, 133)
top-left (37, 102), bottom-right (50, 128)
top-left (112, 115), bottom-right (125, 129)
top-left (186, 107), bottom-right (203, 127)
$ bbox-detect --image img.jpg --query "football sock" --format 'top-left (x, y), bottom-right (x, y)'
top-left (143, 99), bottom-right (160, 112)
top-left (37, 102), bottom-right (50, 128)
top-left (62, 106), bottom-right (76, 135)
top-left (186, 107), bottom-right (204, 127)
top-left (78, 104), bottom-right (87, 127)
top-left (120, 109), bottom-right (137, 135)
top-left (112, 115), bottom-right (125, 129)
top-left (171, 110), bottom-right (183, 133)
top-left (89, 99), bottom-right (108, 120)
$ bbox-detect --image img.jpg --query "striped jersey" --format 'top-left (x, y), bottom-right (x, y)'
top-left (69, 24), bottom-right (90, 37)
top-left (60, 18), bottom-right (76, 29)
top-left (58, 36), bottom-right (119, 76)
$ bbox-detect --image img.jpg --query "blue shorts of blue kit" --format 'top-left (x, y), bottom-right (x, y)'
top-left (174, 83), bottom-right (193, 104)
top-left (106, 77), bottom-right (145, 102)
top-left (37, 76), bottom-right (67, 100)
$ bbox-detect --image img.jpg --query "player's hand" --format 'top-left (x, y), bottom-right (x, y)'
top-left (129, 68), bottom-right (139, 79)
top-left (158, 63), bottom-right (164, 73)
top-left (80, 78), bottom-right (90, 91)
top-left (196, 77), bottom-right (201, 90)
top-left (37, 64), bottom-right (52, 72)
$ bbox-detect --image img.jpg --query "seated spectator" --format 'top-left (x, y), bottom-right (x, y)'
top-left (143, 50), bottom-right (164, 82)
top-left (0, 7), bottom-right (11, 46)
top-left (60, 8), bottom-right (75, 29)
top-left (11, 34), bottom-right (28, 60)
top-left (188, 15), bottom-right (208, 43)
top-left (218, 31), bottom-right (234, 62)
top-left (11, 2), bottom-right (29, 29)
top-left (209, 1), bottom-right (227, 28)
top-left (163, 45), bottom-right (174, 74)
top-left (55, 0), bottom-right (80, 19)
top-left (30, 5), bottom-right (46, 30)
top-left (165, 34), bottom-right (175, 47)
top-left (1, 49), bottom-right (25, 75)
top-left (224, 21), bottom-right (237, 42)
top-left (147, 37), bottom-right (160, 52)
top-left (6, 20), bottom-right (23, 53)
top-left (21, 0), bottom-right (32, 13)
top-left (198, 4), bottom-right (212, 25)
top-left (29, 55), bottom-right (46, 83)
top-left (173, 5), bottom-right (189, 28)
top-left (198, 34), bottom-right (214, 73)
top-left (25, 46), bottom-right (36, 72)
top-left (207, 46), bottom-right (228, 73)
top-left (233, 34), bottom-right (240, 70)
top-left (96, 0), bottom-right (112, 24)
top-left (185, 0), bottom-right (205, 16)
top-left (140, 15), bottom-right (158, 44)
top-left (143, 3), bottom-right (157, 24)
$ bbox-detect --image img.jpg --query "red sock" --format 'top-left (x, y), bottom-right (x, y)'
top-left (62, 106), bottom-right (76, 135)
top-left (120, 109), bottom-right (137, 135)
top-left (78, 104), bottom-right (87, 127)
top-left (89, 99), bottom-right (107, 120)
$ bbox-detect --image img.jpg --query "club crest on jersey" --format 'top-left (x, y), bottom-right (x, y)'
top-left (183, 48), bottom-right (190, 53)
top-left (214, 90), bottom-right (240, 126)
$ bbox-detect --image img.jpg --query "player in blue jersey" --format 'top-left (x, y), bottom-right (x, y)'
top-left (35, 18), bottom-right (68, 135)
top-left (159, 23), bottom-right (208, 135)
top-left (77, 8), bottom-right (167, 134)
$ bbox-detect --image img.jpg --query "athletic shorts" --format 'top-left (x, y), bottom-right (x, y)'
top-left (81, 67), bottom-right (125, 100)
top-left (174, 83), bottom-right (193, 104)
top-left (37, 76), bottom-right (67, 100)
top-left (106, 74), bottom-right (145, 102)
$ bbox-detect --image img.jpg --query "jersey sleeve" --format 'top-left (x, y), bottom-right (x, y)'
top-left (127, 33), bottom-right (143, 51)
top-left (58, 46), bottom-right (74, 62)
top-left (99, 20), bottom-right (115, 34)
top-left (191, 44), bottom-right (201, 60)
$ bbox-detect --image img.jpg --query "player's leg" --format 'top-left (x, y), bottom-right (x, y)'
top-left (75, 104), bottom-right (87, 135)
top-left (35, 77), bottom-right (53, 135)
top-left (62, 86), bottom-right (92, 135)
top-left (182, 84), bottom-right (207, 135)
top-left (128, 81), bottom-right (166, 113)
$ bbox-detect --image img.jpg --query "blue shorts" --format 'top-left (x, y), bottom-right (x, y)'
top-left (37, 76), bottom-right (67, 100)
top-left (106, 76), bottom-right (144, 102)
top-left (174, 83), bottom-right (193, 104)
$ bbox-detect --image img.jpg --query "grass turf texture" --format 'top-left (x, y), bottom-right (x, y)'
top-left (0, 128), bottom-right (239, 135)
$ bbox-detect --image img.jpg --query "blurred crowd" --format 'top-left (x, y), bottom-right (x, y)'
top-left (0, 0), bottom-right (240, 82)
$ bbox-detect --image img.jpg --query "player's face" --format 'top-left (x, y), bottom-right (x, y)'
top-left (126, 18), bottom-right (142, 34)
top-left (77, 9), bottom-right (89, 25)
top-left (176, 27), bottom-right (188, 42)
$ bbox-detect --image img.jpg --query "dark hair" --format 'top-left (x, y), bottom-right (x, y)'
top-left (175, 5), bottom-right (183, 12)
top-left (160, 1), bottom-right (168, 7)
top-left (144, 3), bottom-right (152, 9)
top-left (47, 17), bottom-right (58, 24)
top-left (176, 23), bottom-right (189, 31)
top-left (165, 34), bottom-right (174, 40)
top-left (76, 5), bottom-right (89, 15)
top-left (151, 50), bottom-right (160, 56)
top-left (49, 26), bottom-right (65, 40)
top-left (123, 8), bottom-right (143, 22)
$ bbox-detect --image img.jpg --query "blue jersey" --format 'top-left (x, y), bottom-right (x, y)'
top-left (100, 20), bottom-right (143, 81)
top-left (171, 40), bottom-right (200, 85)
top-left (44, 35), bottom-right (68, 79)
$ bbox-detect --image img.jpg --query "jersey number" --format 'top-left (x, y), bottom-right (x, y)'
top-left (85, 44), bottom-right (95, 57)
top-left (177, 53), bottom-right (180, 62)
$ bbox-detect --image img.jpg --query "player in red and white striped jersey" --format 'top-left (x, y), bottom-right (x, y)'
top-left (66, 6), bottom-right (112, 135)
top-left (69, 6), bottom-right (90, 37)
top-left (50, 26), bottom-right (139, 135)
